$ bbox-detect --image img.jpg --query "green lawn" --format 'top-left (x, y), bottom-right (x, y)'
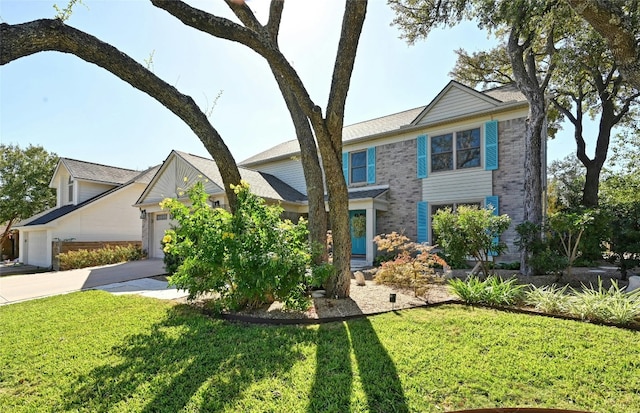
top-left (1, 292), bottom-right (638, 412)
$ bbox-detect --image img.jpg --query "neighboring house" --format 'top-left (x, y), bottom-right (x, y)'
top-left (240, 81), bottom-right (537, 265)
top-left (134, 150), bottom-right (307, 259)
top-left (14, 158), bottom-right (159, 268)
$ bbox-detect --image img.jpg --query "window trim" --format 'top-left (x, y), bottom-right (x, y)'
top-left (350, 150), bottom-right (367, 184)
top-left (430, 127), bottom-right (482, 174)
top-left (67, 176), bottom-right (73, 203)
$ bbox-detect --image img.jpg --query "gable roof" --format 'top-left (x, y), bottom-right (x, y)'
top-left (18, 165), bottom-right (159, 228)
top-left (411, 80), bottom-right (526, 125)
top-left (50, 158), bottom-right (142, 187)
top-left (136, 151), bottom-right (307, 206)
top-left (240, 81), bottom-right (526, 166)
top-left (178, 151), bottom-right (307, 202)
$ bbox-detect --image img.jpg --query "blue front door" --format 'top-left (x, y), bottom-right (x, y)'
top-left (350, 210), bottom-right (366, 255)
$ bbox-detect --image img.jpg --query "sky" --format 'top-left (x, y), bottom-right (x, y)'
top-left (1, 0), bottom-right (582, 172)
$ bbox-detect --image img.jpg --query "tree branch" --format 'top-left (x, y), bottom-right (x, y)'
top-left (266, 0), bottom-right (284, 42)
top-left (150, 0), bottom-right (320, 125)
top-left (566, 0), bottom-right (640, 87)
top-left (0, 19), bottom-right (242, 209)
top-left (326, 0), bottom-right (368, 142)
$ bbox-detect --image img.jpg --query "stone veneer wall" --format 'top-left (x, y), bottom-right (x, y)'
top-left (493, 117), bottom-right (527, 263)
top-left (374, 138), bottom-right (422, 240)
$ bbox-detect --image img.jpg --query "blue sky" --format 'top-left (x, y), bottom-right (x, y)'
top-left (1, 0), bottom-right (579, 171)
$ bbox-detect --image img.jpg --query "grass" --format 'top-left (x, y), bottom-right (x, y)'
top-left (1, 292), bottom-right (639, 412)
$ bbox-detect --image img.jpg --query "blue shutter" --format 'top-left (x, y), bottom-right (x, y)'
top-left (485, 120), bottom-right (498, 170)
top-left (367, 147), bottom-right (376, 184)
top-left (417, 201), bottom-right (429, 243)
top-left (417, 135), bottom-right (428, 178)
top-left (485, 195), bottom-right (500, 256)
top-left (342, 152), bottom-right (349, 184)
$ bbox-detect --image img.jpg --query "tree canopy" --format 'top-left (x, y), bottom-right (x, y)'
top-left (0, 144), bottom-right (58, 244)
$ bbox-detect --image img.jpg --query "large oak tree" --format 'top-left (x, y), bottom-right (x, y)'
top-left (1, 0), bottom-right (368, 297)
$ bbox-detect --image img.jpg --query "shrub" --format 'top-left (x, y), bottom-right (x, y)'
top-left (161, 180), bottom-right (311, 311)
top-left (373, 232), bottom-right (447, 297)
top-left (58, 244), bottom-right (143, 270)
top-left (516, 221), bottom-right (567, 275)
top-left (432, 205), bottom-right (511, 279)
top-left (448, 275), bottom-right (525, 306)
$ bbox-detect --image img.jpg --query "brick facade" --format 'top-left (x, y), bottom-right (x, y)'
top-left (374, 138), bottom-right (422, 240)
top-left (493, 117), bottom-right (527, 263)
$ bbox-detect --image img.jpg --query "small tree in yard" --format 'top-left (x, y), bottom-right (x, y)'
top-left (546, 210), bottom-right (596, 279)
top-left (432, 205), bottom-right (511, 279)
top-left (161, 180), bottom-right (311, 311)
top-left (374, 232), bottom-right (447, 298)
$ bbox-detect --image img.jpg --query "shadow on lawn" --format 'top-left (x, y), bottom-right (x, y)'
top-left (307, 316), bottom-right (408, 412)
top-left (63, 304), bottom-right (315, 412)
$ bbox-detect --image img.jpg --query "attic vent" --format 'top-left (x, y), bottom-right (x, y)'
top-left (156, 214), bottom-right (168, 221)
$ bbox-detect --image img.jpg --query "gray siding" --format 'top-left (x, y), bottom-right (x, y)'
top-left (78, 182), bottom-right (114, 204)
top-left (423, 169), bottom-right (492, 203)
top-left (417, 87), bottom-right (495, 125)
top-left (252, 158), bottom-right (308, 195)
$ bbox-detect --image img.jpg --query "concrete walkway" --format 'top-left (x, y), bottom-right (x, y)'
top-left (0, 259), bottom-right (188, 305)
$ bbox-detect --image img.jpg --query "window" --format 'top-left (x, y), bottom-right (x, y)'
top-left (431, 127), bottom-right (481, 172)
top-left (156, 214), bottom-right (168, 221)
top-left (67, 176), bottom-right (73, 203)
top-left (350, 151), bottom-right (367, 183)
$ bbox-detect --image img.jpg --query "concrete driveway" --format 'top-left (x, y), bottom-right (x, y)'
top-left (0, 259), bottom-right (187, 305)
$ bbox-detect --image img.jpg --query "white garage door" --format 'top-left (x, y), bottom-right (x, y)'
top-left (27, 230), bottom-right (50, 267)
top-left (152, 213), bottom-right (173, 259)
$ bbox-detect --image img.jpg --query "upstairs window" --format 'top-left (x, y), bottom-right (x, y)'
top-left (431, 127), bottom-right (481, 172)
top-left (350, 151), bottom-right (367, 184)
top-left (67, 176), bottom-right (73, 203)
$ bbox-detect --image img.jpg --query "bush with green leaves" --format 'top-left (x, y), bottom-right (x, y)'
top-left (600, 171), bottom-right (640, 279)
top-left (448, 275), bottom-right (526, 306)
top-left (160, 180), bottom-right (312, 311)
top-left (432, 205), bottom-right (511, 279)
top-left (546, 209), bottom-right (596, 277)
top-left (58, 244), bottom-right (143, 270)
top-left (373, 232), bottom-right (447, 297)
top-left (516, 221), bottom-right (567, 275)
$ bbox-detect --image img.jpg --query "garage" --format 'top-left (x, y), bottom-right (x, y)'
top-left (25, 230), bottom-right (50, 268)
top-left (152, 212), bottom-right (173, 259)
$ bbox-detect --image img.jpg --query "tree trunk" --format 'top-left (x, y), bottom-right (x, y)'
top-left (0, 217), bottom-right (16, 249)
top-left (271, 67), bottom-right (328, 263)
top-left (506, 26), bottom-right (547, 276)
top-left (576, 92), bottom-right (618, 208)
top-left (317, 138), bottom-right (351, 298)
top-left (0, 20), bottom-right (242, 210)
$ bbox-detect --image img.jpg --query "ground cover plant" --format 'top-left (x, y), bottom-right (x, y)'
top-left (450, 276), bottom-right (640, 326)
top-left (1, 291), bottom-right (639, 412)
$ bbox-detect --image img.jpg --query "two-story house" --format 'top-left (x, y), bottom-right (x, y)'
top-left (240, 81), bottom-right (533, 265)
top-left (14, 158), bottom-right (158, 268)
